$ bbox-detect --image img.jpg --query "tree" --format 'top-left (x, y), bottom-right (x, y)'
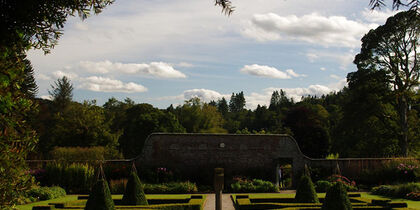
top-left (354, 10), bottom-right (419, 156)
top-left (21, 58), bottom-right (38, 98)
top-left (229, 91), bottom-right (246, 112)
top-left (119, 103), bottom-right (185, 158)
top-left (49, 76), bottom-right (74, 111)
top-left (217, 97), bottom-right (229, 116)
top-left (369, 0), bottom-right (419, 10)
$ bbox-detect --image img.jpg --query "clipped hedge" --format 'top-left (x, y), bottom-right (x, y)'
top-left (85, 179), bottom-right (115, 210)
top-left (322, 182), bottom-right (352, 210)
top-left (231, 178), bottom-right (278, 193)
top-left (27, 186), bottom-right (66, 201)
top-left (315, 180), bottom-right (333, 193)
top-left (122, 172), bottom-right (148, 205)
top-left (295, 175), bottom-right (319, 203)
top-left (371, 182), bottom-right (420, 200)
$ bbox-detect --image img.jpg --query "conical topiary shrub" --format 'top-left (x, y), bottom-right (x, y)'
top-left (85, 178), bottom-right (115, 210)
top-left (121, 165), bottom-right (148, 205)
top-left (322, 182), bottom-right (352, 210)
top-left (295, 175), bottom-right (319, 203)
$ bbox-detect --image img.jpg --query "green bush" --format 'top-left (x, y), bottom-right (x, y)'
top-left (43, 163), bottom-right (95, 194)
top-left (315, 180), bottom-right (333, 192)
top-left (371, 182), bottom-right (420, 199)
top-left (27, 186), bottom-right (66, 201)
top-left (109, 179), bottom-right (126, 194)
top-left (122, 172), bottom-right (148, 205)
top-left (322, 182), bottom-right (352, 210)
top-left (295, 175), bottom-right (319, 203)
top-left (144, 182), bottom-right (198, 194)
top-left (85, 179), bottom-right (115, 210)
top-left (230, 178), bottom-right (277, 193)
top-left (50, 146), bottom-right (122, 161)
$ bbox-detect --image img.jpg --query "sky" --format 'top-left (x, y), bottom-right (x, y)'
top-left (27, 0), bottom-right (402, 109)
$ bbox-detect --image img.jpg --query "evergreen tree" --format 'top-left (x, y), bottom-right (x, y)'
top-left (122, 166), bottom-right (148, 205)
top-left (85, 179), bottom-right (115, 210)
top-left (322, 182), bottom-right (352, 210)
top-left (295, 175), bottom-right (319, 203)
top-left (48, 76), bottom-right (73, 111)
top-left (21, 58), bottom-right (38, 98)
top-left (217, 97), bottom-right (229, 116)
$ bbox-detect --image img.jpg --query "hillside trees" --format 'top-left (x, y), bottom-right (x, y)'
top-left (353, 10), bottom-right (419, 156)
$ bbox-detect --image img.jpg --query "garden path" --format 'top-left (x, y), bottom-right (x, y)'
top-left (203, 193), bottom-right (235, 210)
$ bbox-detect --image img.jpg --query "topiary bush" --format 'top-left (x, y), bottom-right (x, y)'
top-left (85, 179), bottom-right (115, 210)
top-left (294, 175), bottom-right (319, 203)
top-left (121, 172), bottom-right (148, 205)
top-left (322, 182), bottom-right (352, 210)
top-left (315, 180), bottom-right (333, 193)
top-left (27, 186), bottom-right (66, 201)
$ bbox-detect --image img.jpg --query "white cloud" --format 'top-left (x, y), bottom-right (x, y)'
top-left (79, 60), bottom-right (187, 78)
top-left (52, 71), bottom-right (78, 80)
top-left (320, 67), bottom-right (326, 71)
top-left (246, 79), bottom-right (347, 109)
top-left (79, 76), bottom-right (147, 93)
top-left (40, 95), bottom-right (52, 100)
top-left (240, 64), bottom-right (304, 79)
top-left (305, 50), bottom-right (355, 69)
top-left (330, 74), bottom-right (342, 80)
top-left (183, 89), bottom-right (229, 102)
top-left (361, 8), bottom-right (398, 23)
top-left (37, 73), bottom-right (52, 81)
top-left (242, 13), bottom-right (377, 48)
top-left (176, 62), bottom-right (194, 68)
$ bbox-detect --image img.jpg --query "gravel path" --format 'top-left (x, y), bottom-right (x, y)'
top-left (203, 193), bottom-right (235, 210)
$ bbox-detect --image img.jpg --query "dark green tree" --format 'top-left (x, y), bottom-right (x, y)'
top-left (322, 182), bottom-right (352, 210)
top-left (295, 175), bottom-right (319, 203)
top-left (122, 169), bottom-right (148, 205)
top-left (217, 97), bottom-right (229, 116)
top-left (119, 103), bottom-right (185, 158)
top-left (85, 178), bottom-right (115, 210)
top-left (49, 76), bottom-right (74, 111)
top-left (21, 58), bottom-right (38, 98)
top-left (229, 92), bottom-right (246, 112)
top-left (354, 10), bottom-right (419, 156)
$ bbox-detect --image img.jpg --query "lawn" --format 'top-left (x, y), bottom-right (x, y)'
top-left (16, 194), bottom-right (206, 210)
top-left (232, 192), bottom-right (420, 210)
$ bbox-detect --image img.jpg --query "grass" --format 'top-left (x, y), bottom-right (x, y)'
top-left (232, 192), bottom-right (420, 210)
top-left (16, 194), bottom-right (206, 210)
top-left (15, 195), bottom-right (79, 210)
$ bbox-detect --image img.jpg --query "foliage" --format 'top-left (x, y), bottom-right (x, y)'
top-left (0, 44), bottom-right (38, 208)
top-left (294, 175), bottom-right (319, 203)
top-left (50, 146), bottom-right (121, 161)
top-left (144, 182), bottom-right (198, 194)
top-left (315, 180), bottom-right (333, 193)
top-left (354, 10), bottom-right (420, 156)
top-left (328, 175), bottom-right (357, 192)
top-left (359, 158), bottom-right (420, 185)
top-left (48, 76), bottom-right (73, 111)
top-left (122, 172), bottom-right (148, 205)
top-left (371, 183), bottom-right (420, 199)
top-left (322, 182), bottom-right (352, 210)
top-left (42, 163), bottom-right (95, 194)
top-left (119, 103), bottom-right (185, 158)
top-left (47, 101), bottom-right (120, 152)
top-left (230, 177), bottom-right (278, 193)
top-left (173, 98), bottom-right (226, 133)
top-left (229, 92), bottom-right (246, 112)
top-left (27, 186), bottom-right (66, 201)
top-left (369, 0), bottom-right (419, 10)
top-left (85, 179), bottom-right (115, 210)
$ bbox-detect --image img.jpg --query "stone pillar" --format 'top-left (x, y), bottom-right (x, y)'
top-left (214, 168), bottom-right (224, 210)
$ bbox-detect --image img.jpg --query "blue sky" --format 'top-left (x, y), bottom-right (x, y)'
top-left (27, 0), bottom-right (401, 109)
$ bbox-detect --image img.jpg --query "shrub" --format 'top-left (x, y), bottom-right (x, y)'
top-left (144, 182), bottom-right (198, 194)
top-left (294, 175), bottom-right (319, 203)
top-left (50, 146), bottom-right (121, 161)
top-left (43, 163), bottom-right (95, 194)
top-left (371, 182), bottom-right (420, 199)
top-left (406, 192), bottom-right (420, 201)
top-left (322, 182), bottom-right (352, 210)
top-left (27, 186), bottom-right (66, 201)
top-left (230, 177), bottom-right (277, 193)
top-left (109, 179), bottom-right (127, 194)
top-left (85, 179), bottom-right (115, 210)
top-left (328, 174), bottom-right (357, 192)
top-left (122, 172), bottom-right (148, 205)
top-left (315, 180), bottom-right (333, 192)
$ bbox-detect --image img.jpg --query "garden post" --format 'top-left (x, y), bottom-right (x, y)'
top-left (214, 168), bottom-right (224, 210)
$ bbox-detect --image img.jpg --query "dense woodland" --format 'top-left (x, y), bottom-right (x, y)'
top-left (0, 0), bottom-right (419, 207)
